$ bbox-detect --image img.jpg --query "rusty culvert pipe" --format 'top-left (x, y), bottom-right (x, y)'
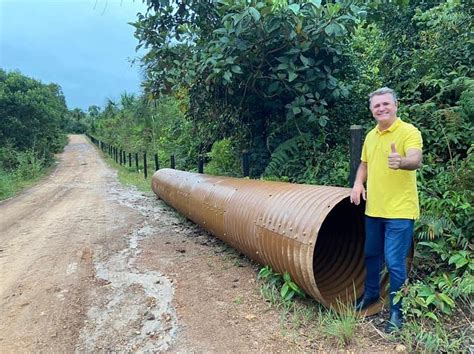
top-left (152, 168), bottom-right (388, 314)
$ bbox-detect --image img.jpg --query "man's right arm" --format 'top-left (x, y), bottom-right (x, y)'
top-left (350, 162), bottom-right (367, 205)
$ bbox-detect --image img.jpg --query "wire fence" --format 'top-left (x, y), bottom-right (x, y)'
top-left (86, 134), bottom-right (251, 179)
top-left (87, 129), bottom-right (363, 184)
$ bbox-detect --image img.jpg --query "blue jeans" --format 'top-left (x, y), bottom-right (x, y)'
top-left (364, 216), bottom-right (414, 315)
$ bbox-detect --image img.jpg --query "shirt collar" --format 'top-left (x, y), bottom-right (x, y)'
top-left (377, 117), bottom-right (401, 134)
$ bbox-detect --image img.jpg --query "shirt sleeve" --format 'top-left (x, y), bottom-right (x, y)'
top-left (405, 127), bottom-right (423, 151)
top-left (361, 138), bottom-right (368, 162)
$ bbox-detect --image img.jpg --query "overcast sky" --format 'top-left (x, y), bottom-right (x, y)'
top-left (0, 0), bottom-right (147, 110)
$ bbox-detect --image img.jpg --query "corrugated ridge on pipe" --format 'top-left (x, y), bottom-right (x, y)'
top-left (152, 168), bottom-right (388, 315)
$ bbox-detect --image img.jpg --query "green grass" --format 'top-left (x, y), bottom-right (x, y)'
top-left (102, 154), bottom-right (153, 193)
top-left (0, 164), bottom-right (56, 202)
top-left (260, 281), bottom-right (283, 307)
top-left (0, 169), bottom-right (15, 199)
top-left (257, 273), bottom-right (362, 349)
top-left (318, 301), bottom-right (360, 347)
top-left (258, 273), bottom-right (471, 351)
top-left (397, 316), bottom-right (470, 352)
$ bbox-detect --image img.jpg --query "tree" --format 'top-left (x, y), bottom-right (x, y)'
top-left (0, 69), bottom-right (68, 166)
top-left (133, 0), bottom-right (365, 176)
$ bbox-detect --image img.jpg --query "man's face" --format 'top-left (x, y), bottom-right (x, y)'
top-left (369, 93), bottom-right (398, 128)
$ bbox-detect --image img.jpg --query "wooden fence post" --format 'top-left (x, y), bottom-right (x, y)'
top-left (144, 152), bottom-right (148, 179)
top-left (349, 125), bottom-right (363, 186)
top-left (135, 153), bottom-right (139, 173)
top-left (242, 150), bottom-right (250, 177)
top-left (154, 153), bottom-right (159, 171)
top-left (198, 156), bottom-right (204, 174)
top-left (170, 155), bottom-right (175, 169)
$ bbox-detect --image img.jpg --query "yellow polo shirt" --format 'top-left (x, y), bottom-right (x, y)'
top-left (361, 118), bottom-right (423, 219)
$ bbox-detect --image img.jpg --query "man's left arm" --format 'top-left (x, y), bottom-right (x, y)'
top-left (401, 148), bottom-right (423, 170)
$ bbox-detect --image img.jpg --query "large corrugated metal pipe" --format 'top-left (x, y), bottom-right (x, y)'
top-left (152, 168), bottom-right (388, 315)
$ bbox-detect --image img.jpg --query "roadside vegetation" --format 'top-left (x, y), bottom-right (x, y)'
top-left (256, 264), bottom-right (469, 351)
top-left (0, 70), bottom-right (71, 200)
top-left (0, 68), bottom-right (103, 200)
top-left (100, 150), bottom-right (152, 193)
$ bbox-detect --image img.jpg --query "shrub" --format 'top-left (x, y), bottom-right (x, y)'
top-left (14, 150), bottom-right (45, 180)
top-left (204, 138), bottom-right (241, 177)
top-left (0, 168), bottom-right (14, 199)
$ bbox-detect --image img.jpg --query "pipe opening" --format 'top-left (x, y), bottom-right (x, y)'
top-left (313, 198), bottom-right (366, 305)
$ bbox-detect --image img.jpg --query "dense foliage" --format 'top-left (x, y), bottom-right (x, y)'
top-left (88, 93), bottom-right (196, 169)
top-left (0, 69), bottom-right (70, 198)
top-left (89, 1), bottom-right (472, 350)
top-left (133, 0), bottom-right (368, 178)
top-left (0, 70), bottom-right (68, 163)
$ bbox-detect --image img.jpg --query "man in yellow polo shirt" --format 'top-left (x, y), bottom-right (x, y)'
top-left (350, 87), bottom-right (423, 333)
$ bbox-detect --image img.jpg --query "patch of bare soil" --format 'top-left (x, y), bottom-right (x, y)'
top-left (0, 135), bottom-right (401, 352)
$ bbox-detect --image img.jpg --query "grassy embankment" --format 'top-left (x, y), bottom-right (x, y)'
top-left (0, 164), bottom-right (56, 202)
top-left (95, 150), bottom-right (153, 194)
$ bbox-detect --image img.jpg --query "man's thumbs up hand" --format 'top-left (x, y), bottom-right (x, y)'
top-left (388, 143), bottom-right (402, 169)
top-left (391, 143), bottom-right (397, 154)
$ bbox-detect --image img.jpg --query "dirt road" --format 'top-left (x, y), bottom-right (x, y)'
top-left (1, 135), bottom-right (395, 352)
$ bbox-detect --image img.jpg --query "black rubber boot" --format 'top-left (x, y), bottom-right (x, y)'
top-left (354, 296), bottom-right (380, 311)
top-left (385, 311), bottom-right (403, 334)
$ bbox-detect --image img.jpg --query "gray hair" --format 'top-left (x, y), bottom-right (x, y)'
top-left (368, 87), bottom-right (398, 106)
